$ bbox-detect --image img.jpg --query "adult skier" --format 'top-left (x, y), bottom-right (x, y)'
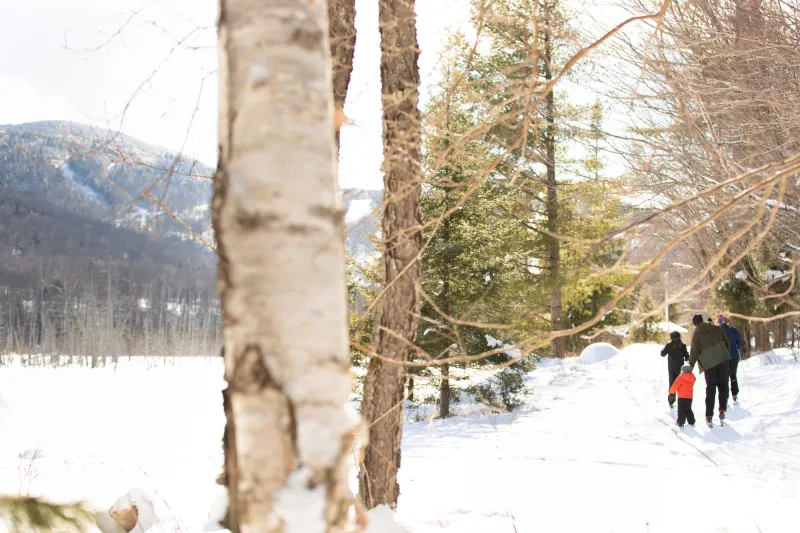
top-left (718, 315), bottom-right (744, 404)
top-left (661, 331), bottom-right (689, 408)
top-left (689, 314), bottom-right (731, 427)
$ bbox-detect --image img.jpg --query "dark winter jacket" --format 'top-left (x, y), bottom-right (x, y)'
top-left (661, 340), bottom-right (689, 372)
top-left (721, 324), bottom-right (743, 360)
top-left (689, 322), bottom-right (731, 373)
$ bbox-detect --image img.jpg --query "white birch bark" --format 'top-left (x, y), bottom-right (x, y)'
top-left (214, 1), bottom-right (356, 531)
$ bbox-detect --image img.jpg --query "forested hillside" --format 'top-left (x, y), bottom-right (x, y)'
top-left (0, 121), bottom-right (381, 357)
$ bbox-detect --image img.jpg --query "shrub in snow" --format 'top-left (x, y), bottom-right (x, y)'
top-left (578, 343), bottom-right (619, 365)
top-left (715, 272), bottom-right (756, 323)
top-left (467, 363), bottom-right (530, 412)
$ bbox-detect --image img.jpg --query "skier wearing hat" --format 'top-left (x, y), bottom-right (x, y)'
top-left (689, 314), bottom-right (731, 427)
top-left (660, 331), bottom-right (689, 408)
top-left (669, 365), bottom-right (697, 427)
top-left (718, 314), bottom-right (744, 404)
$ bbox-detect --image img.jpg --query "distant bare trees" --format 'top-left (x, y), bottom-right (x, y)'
top-left (0, 268), bottom-right (220, 362)
top-left (611, 0), bottom-right (800, 345)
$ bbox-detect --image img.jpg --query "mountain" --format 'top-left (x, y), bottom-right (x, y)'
top-left (0, 121), bottom-right (383, 284)
top-left (0, 121), bottom-right (215, 239)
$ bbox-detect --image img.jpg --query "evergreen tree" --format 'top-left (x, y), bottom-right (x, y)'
top-left (418, 1), bottom-right (627, 413)
top-left (419, 36), bottom-right (536, 417)
top-left (458, 0), bottom-right (625, 356)
top-left (0, 497), bottom-right (91, 533)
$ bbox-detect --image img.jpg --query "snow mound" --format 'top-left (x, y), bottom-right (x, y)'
top-left (578, 342), bottom-right (619, 364)
top-left (757, 350), bottom-right (797, 366)
top-left (366, 505), bottom-right (412, 533)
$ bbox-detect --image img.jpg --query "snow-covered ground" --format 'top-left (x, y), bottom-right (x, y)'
top-left (2, 346), bottom-right (800, 532)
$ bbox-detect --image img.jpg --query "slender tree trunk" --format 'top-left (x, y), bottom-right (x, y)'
top-left (778, 318), bottom-right (788, 348)
top-left (359, 0), bottom-right (422, 510)
top-left (439, 215), bottom-right (452, 419)
top-left (328, 0), bottom-right (357, 149)
top-left (215, 1), bottom-right (355, 531)
top-left (742, 322), bottom-right (752, 358)
top-left (753, 321), bottom-right (772, 352)
top-left (542, 6), bottom-right (564, 358)
top-left (439, 362), bottom-right (451, 418)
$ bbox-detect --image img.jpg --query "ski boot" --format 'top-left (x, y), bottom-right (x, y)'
top-left (719, 410), bottom-right (726, 426)
top-left (706, 417), bottom-right (713, 428)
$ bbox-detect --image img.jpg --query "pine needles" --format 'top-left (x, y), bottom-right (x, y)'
top-left (0, 496), bottom-right (92, 532)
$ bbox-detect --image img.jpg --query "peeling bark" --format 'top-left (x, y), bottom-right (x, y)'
top-left (215, 1), bottom-right (355, 531)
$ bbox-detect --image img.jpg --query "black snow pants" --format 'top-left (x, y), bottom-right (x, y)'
top-left (676, 398), bottom-right (695, 426)
top-left (704, 362), bottom-right (731, 418)
top-left (667, 368), bottom-right (680, 406)
top-left (729, 358), bottom-right (740, 398)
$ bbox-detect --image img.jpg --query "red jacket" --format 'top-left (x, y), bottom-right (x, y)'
top-left (669, 372), bottom-right (696, 399)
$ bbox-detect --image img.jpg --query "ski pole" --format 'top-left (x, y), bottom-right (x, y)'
top-left (739, 355), bottom-right (754, 402)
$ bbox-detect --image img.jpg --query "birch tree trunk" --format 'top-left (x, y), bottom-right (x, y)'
top-left (358, 0), bottom-right (422, 510)
top-left (214, 1), bottom-right (355, 531)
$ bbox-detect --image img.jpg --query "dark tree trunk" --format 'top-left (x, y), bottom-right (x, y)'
top-left (754, 321), bottom-right (772, 352)
top-left (440, 362), bottom-right (451, 419)
top-left (439, 214), bottom-right (452, 418)
top-left (328, 0), bottom-right (357, 149)
top-left (542, 2), bottom-right (564, 358)
top-left (359, 0), bottom-right (422, 510)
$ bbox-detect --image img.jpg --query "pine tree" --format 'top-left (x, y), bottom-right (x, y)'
top-left (456, 0), bottom-right (624, 356)
top-left (418, 4), bottom-right (627, 413)
top-left (420, 62), bottom-right (535, 415)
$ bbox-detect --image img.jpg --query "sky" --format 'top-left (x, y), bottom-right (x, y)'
top-left (0, 0), bottom-right (472, 189)
top-left (0, 0), bottom-right (646, 190)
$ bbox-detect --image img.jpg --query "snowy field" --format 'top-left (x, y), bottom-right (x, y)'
top-left (2, 345), bottom-right (800, 532)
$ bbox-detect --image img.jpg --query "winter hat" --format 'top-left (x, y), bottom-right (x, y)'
top-left (718, 314), bottom-right (728, 325)
top-left (692, 314), bottom-right (704, 326)
top-left (681, 365), bottom-right (692, 374)
top-left (670, 331), bottom-right (681, 341)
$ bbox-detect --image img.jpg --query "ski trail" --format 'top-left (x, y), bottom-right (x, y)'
top-left (616, 345), bottom-right (800, 532)
top-left (620, 378), bottom-right (765, 533)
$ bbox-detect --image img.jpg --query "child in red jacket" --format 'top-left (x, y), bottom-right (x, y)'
top-left (669, 365), bottom-right (696, 427)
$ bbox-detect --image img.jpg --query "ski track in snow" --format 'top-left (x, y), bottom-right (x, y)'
top-left (1, 346), bottom-right (800, 532)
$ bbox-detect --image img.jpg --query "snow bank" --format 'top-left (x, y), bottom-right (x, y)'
top-left (4, 347), bottom-right (800, 533)
top-left (366, 506), bottom-right (412, 533)
top-left (578, 342), bottom-right (619, 364)
top-left (757, 348), bottom-right (798, 366)
top-left (654, 321), bottom-right (687, 333)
